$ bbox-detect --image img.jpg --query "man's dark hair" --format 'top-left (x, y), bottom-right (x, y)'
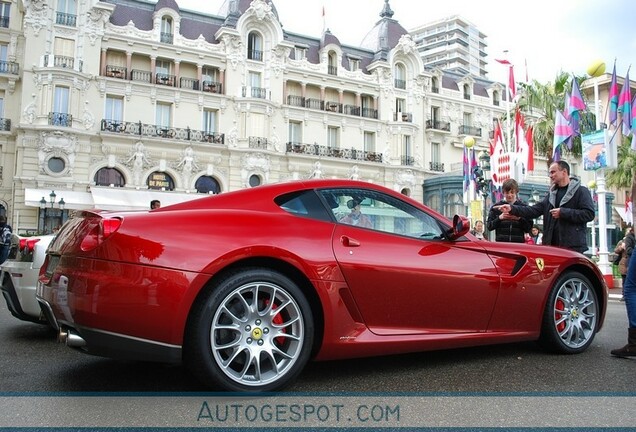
top-left (557, 160), bottom-right (570, 175)
top-left (150, 199), bottom-right (161, 209)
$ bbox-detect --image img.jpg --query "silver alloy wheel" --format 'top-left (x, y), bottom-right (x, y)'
top-left (211, 281), bottom-right (304, 387)
top-left (552, 276), bottom-right (597, 349)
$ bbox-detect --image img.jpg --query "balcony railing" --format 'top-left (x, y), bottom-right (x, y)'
top-left (0, 16), bottom-right (8, 28)
top-left (429, 161), bottom-right (445, 172)
top-left (249, 136), bottom-right (269, 150)
top-left (131, 69), bottom-right (152, 83)
top-left (425, 120), bottom-right (451, 131)
top-left (431, 85), bottom-right (439, 93)
top-left (394, 112), bottom-right (413, 122)
top-left (48, 112), bottom-right (73, 127)
top-left (202, 80), bottom-right (222, 93)
top-left (327, 65), bottom-right (337, 76)
top-left (394, 79), bottom-right (406, 89)
top-left (343, 105), bottom-right (360, 116)
top-left (0, 118), bottom-right (11, 132)
top-left (287, 95), bottom-right (305, 107)
top-left (305, 98), bottom-right (324, 110)
top-left (401, 155), bottom-right (415, 166)
top-left (156, 73), bottom-right (176, 86)
top-left (100, 119), bottom-right (225, 144)
top-left (248, 49), bottom-right (263, 61)
top-left (458, 125), bottom-right (482, 137)
top-left (44, 55), bottom-right (82, 71)
top-left (56, 12), bottom-right (77, 27)
top-left (325, 101), bottom-right (342, 113)
top-left (160, 32), bottom-right (174, 44)
top-left (361, 107), bottom-right (378, 119)
top-left (286, 142), bottom-right (383, 163)
top-left (242, 86), bottom-right (269, 99)
top-left (105, 66), bottom-right (127, 79)
top-left (0, 60), bottom-right (19, 75)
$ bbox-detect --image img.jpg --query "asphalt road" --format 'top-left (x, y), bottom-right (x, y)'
top-left (0, 298), bottom-right (634, 393)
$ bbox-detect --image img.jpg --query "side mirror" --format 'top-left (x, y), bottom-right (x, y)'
top-left (446, 215), bottom-right (471, 240)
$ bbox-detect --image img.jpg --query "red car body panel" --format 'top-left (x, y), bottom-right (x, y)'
top-left (37, 179), bottom-right (608, 365)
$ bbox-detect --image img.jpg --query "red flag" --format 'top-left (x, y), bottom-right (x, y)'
top-left (508, 65), bottom-right (516, 100)
top-left (495, 59), bottom-right (511, 65)
top-left (491, 120), bottom-right (503, 156)
top-left (526, 125), bottom-right (534, 171)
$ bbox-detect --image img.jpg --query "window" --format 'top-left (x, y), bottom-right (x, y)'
top-left (431, 142), bottom-right (440, 164)
top-left (156, 102), bottom-right (171, 127)
top-left (54, 86), bottom-right (70, 114)
top-left (463, 112), bottom-right (472, 126)
top-left (431, 106), bottom-right (440, 123)
top-left (94, 167), bottom-right (125, 187)
top-left (394, 63), bottom-right (406, 89)
top-left (402, 135), bottom-right (412, 164)
top-left (327, 126), bottom-right (339, 149)
top-left (327, 51), bottom-right (337, 75)
top-left (56, 0), bottom-right (76, 26)
top-left (147, 171), bottom-right (174, 190)
top-left (288, 121), bottom-right (302, 144)
top-left (203, 109), bottom-right (216, 134)
top-left (48, 157), bottom-right (65, 173)
top-left (0, 2), bottom-right (10, 28)
top-left (349, 58), bottom-right (360, 72)
top-left (105, 95), bottom-right (123, 122)
top-left (247, 32), bottom-right (263, 61)
top-left (364, 131), bottom-right (375, 153)
top-left (195, 176), bottom-right (221, 194)
top-left (431, 76), bottom-right (439, 93)
top-left (493, 90), bottom-right (500, 106)
top-left (395, 98), bottom-right (406, 114)
top-left (463, 84), bottom-right (471, 100)
top-left (202, 66), bottom-right (218, 83)
top-left (248, 174), bottom-right (261, 187)
top-left (161, 16), bottom-right (173, 44)
top-left (294, 47), bottom-right (306, 60)
top-left (53, 37), bottom-right (75, 68)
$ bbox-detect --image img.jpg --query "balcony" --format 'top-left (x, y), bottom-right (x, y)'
top-left (343, 105), bottom-right (360, 116)
top-left (458, 125), bottom-right (482, 137)
top-left (325, 101), bottom-right (342, 113)
top-left (401, 155), bottom-right (415, 166)
top-left (0, 118), bottom-right (11, 131)
top-left (304, 98), bottom-right (324, 110)
top-left (56, 12), bottom-right (77, 27)
top-left (429, 161), bottom-right (444, 172)
top-left (425, 120), bottom-right (451, 132)
top-left (0, 16), bottom-right (8, 28)
top-left (287, 95), bottom-right (305, 107)
top-left (431, 85), bottom-right (439, 93)
top-left (361, 107), bottom-right (378, 119)
top-left (285, 142), bottom-right (383, 162)
top-left (394, 112), bottom-right (413, 122)
top-left (242, 86), bottom-right (269, 99)
top-left (105, 66), bottom-right (127, 79)
top-left (156, 73), bottom-right (176, 87)
top-left (394, 79), bottom-right (406, 89)
top-left (249, 136), bottom-right (269, 150)
top-left (160, 32), bottom-right (174, 44)
top-left (327, 65), bottom-right (337, 76)
top-left (100, 119), bottom-right (225, 144)
top-left (202, 80), bottom-right (222, 94)
top-left (48, 112), bottom-right (72, 127)
top-left (248, 49), bottom-right (263, 61)
top-left (131, 69), bottom-right (152, 83)
top-left (44, 55), bottom-right (82, 71)
top-left (0, 60), bottom-right (19, 75)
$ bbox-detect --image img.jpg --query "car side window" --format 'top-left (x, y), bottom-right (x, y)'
top-left (275, 190), bottom-right (333, 222)
top-left (318, 188), bottom-right (444, 239)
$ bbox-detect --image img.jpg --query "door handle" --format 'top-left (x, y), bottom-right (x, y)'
top-left (341, 236), bottom-right (361, 247)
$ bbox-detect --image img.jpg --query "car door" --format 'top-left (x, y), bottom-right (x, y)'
top-left (322, 188), bottom-right (501, 335)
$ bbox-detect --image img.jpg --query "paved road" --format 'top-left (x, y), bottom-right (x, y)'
top-left (0, 298), bottom-right (634, 393)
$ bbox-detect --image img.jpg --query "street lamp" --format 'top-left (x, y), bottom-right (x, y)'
top-left (588, 180), bottom-right (598, 259)
top-left (38, 190), bottom-right (67, 234)
top-left (476, 150), bottom-right (491, 238)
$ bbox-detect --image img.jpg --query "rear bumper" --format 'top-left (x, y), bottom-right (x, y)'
top-left (1, 261), bottom-right (46, 324)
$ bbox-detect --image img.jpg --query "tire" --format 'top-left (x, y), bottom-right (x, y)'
top-left (185, 268), bottom-right (314, 392)
top-left (538, 271), bottom-right (599, 354)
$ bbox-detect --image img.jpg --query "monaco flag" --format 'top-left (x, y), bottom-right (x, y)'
top-left (495, 59), bottom-right (516, 101)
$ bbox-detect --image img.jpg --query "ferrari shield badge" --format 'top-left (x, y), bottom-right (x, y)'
top-left (536, 258), bottom-right (545, 271)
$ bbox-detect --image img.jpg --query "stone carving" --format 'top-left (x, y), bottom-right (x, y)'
top-left (37, 131), bottom-right (78, 175)
top-left (221, 34), bottom-right (244, 70)
top-left (126, 141), bottom-right (151, 186)
top-left (176, 147), bottom-right (199, 187)
top-left (247, 0), bottom-right (274, 21)
top-left (82, 101), bottom-right (95, 130)
top-left (23, 0), bottom-right (49, 36)
top-left (395, 34), bottom-right (416, 55)
top-left (241, 152), bottom-right (270, 187)
top-left (85, 7), bottom-right (111, 45)
top-left (310, 161), bottom-right (322, 179)
top-left (23, 94), bottom-right (37, 124)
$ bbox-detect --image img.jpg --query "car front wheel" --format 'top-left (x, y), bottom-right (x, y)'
top-left (539, 271), bottom-right (599, 354)
top-left (185, 268), bottom-right (314, 392)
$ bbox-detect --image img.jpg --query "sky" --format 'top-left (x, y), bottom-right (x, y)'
top-left (173, 0), bottom-right (634, 85)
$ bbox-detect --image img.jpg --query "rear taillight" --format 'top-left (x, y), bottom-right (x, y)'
top-left (18, 238), bottom-right (40, 254)
top-left (80, 217), bottom-right (122, 252)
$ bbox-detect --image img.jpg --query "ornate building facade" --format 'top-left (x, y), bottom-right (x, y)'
top-left (1, 0), bottom-right (537, 234)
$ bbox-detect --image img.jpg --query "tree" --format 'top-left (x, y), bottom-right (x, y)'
top-left (605, 136), bottom-right (635, 189)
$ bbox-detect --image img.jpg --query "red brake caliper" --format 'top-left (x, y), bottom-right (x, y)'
top-left (555, 299), bottom-right (566, 332)
top-left (266, 299), bottom-right (286, 346)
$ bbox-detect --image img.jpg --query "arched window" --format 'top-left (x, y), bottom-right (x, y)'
top-left (493, 90), bottom-right (500, 106)
top-left (394, 63), bottom-right (406, 89)
top-left (94, 167), bottom-right (125, 187)
top-left (247, 32), bottom-right (263, 61)
top-left (327, 51), bottom-right (337, 75)
top-left (463, 84), bottom-right (471, 100)
top-left (195, 176), bottom-right (221, 194)
top-left (431, 76), bottom-right (439, 93)
top-left (161, 16), bottom-right (173, 44)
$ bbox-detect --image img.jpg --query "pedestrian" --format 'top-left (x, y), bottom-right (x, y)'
top-left (615, 227), bottom-right (635, 301)
top-left (486, 178), bottom-right (533, 243)
top-left (494, 161), bottom-right (594, 253)
top-left (611, 240), bottom-right (636, 358)
top-left (339, 198), bottom-right (373, 228)
top-left (0, 215), bottom-right (13, 265)
top-left (530, 225), bottom-right (543, 245)
top-left (470, 220), bottom-right (486, 240)
top-left (150, 200), bottom-right (161, 209)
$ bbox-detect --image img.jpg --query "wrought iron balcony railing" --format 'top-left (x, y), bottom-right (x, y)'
top-left (160, 32), bottom-right (174, 44)
top-left (100, 119), bottom-right (225, 144)
top-left (401, 155), bottom-right (415, 166)
top-left (285, 142), bottom-right (383, 163)
top-left (394, 112), bottom-right (413, 122)
top-left (48, 112), bottom-right (73, 127)
top-left (44, 55), bottom-right (82, 71)
top-left (458, 125), bottom-right (482, 137)
top-left (0, 16), bottom-right (8, 28)
top-left (242, 86), bottom-right (269, 99)
top-left (287, 95), bottom-right (305, 107)
top-left (56, 12), bottom-right (77, 26)
top-left (249, 136), bottom-right (269, 150)
top-left (429, 161), bottom-right (445, 172)
top-left (327, 65), bottom-right (337, 76)
top-left (201, 80), bottom-right (222, 93)
top-left (156, 73), bottom-right (176, 86)
top-left (0, 118), bottom-right (11, 132)
top-left (361, 108), bottom-right (378, 119)
top-left (105, 65), bottom-right (127, 79)
top-left (394, 79), bottom-right (406, 89)
top-left (0, 60), bottom-right (19, 75)
top-left (425, 120), bottom-right (451, 131)
top-left (248, 49), bottom-right (263, 61)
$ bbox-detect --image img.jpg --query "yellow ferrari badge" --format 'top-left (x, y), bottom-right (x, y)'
top-left (536, 258), bottom-right (545, 271)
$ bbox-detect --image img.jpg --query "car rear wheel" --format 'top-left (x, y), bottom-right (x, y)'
top-left (185, 268), bottom-right (314, 392)
top-left (539, 271), bottom-right (599, 354)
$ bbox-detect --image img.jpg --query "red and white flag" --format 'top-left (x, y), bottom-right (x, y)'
top-left (496, 59), bottom-right (516, 101)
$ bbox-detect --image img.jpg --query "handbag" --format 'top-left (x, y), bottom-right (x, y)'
top-left (613, 252), bottom-right (623, 265)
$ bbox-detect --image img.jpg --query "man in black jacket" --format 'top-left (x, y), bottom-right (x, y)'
top-left (494, 161), bottom-right (594, 253)
top-left (487, 178), bottom-right (533, 243)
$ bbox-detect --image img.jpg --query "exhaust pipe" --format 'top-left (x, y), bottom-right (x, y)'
top-left (58, 328), bottom-right (86, 348)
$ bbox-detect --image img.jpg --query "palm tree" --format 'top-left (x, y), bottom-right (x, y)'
top-left (606, 136), bottom-right (635, 189)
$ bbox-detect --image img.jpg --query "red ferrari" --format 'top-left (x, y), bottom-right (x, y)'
top-left (36, 179), bottom-right (607, 392)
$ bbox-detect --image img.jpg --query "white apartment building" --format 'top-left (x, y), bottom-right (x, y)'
top-left (0, 0), bottom-right (553, 236)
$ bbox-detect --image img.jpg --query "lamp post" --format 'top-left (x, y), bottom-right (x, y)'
top-left (38, 190), bottom-right (66, 234)
top-left (476, 150), bottom-right (491, 238)
top-left (588, 180), bottom-right (598, 258)
top-left (588, 61), bottom-right (610, 277)
top-left (463, 136), bottom-right (476, 221)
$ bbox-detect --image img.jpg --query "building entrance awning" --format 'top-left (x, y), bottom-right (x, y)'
top-left (25, 188), bottom-right (94, 210)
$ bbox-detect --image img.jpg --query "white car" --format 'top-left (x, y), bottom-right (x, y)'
top-left (1, 235), bottom-right (55, 324)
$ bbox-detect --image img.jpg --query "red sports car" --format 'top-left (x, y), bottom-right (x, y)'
top-left (36, 179), bottom-right (607, 392)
